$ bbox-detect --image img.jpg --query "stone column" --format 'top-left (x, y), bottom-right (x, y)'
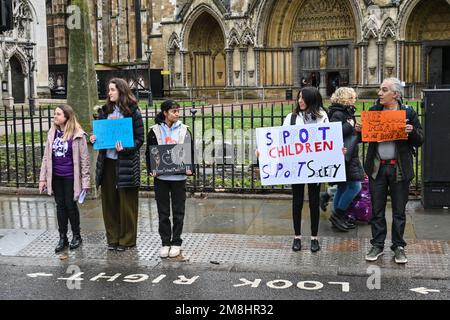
top-left (97, 0), bottom-right (104, 63)
top-left (396, 40), bottom-right (403, 79)
top-left (361, 41), bottom-right (369, 85)
top-left (239, 47), bottom-right (248, 86)
top-left (7, 66), bottom-right (13, 100)
top-left (180, 50), bottom-right (188, 87)
top-left (192, 53), bottom-right (197, 87)
top-left (168, 50), bottom-right (175, 88)
top-left (319, 45), bottom-right (327, 96)
top-left (254, 47), bottom-right (261, 87)
top-left (101, 0), bottom-right (111, 63)
top-left (377, 40), bottom-right (385, 83)
top-left (189, 55), bottom-right (194, 87)
top-left (319, 72), bottom-right (327, 97)
top-left (422, 46), bottom-right (432, 86)
top-left (211, 55), bottom-right (216, 86)
top-left (32, 68), bottom-right (38, 108)
top-left (225, 48), bottom-right (234, 87)
top-left (2, 65), bottom-right (14, 108)
top-left (24, 74), bottom-right (29, 102)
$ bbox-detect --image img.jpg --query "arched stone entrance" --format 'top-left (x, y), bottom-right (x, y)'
top-left (10, 55), bottom-right (25, 104)
top-left (187, 11), bottom-right (226, 88)
top-left (261, 0), bottom-right (358, 96)
top-left (403, 0), bottom-right (450, 88)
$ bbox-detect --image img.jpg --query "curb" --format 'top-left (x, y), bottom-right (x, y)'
top-left (0, 186), bottom-right (292, 200)
top-left (0, 187), bottom-right (424, 202)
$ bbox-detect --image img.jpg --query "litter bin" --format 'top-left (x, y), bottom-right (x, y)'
top-left (285, 89), bottom-right (293, 100)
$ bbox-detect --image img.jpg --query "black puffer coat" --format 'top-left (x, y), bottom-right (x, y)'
top-left (95, 104), bottom-right (145, 188)
top-left (328, 103), bottom-right (364, 181)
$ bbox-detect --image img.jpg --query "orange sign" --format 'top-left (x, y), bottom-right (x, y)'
top-left (361, 110), bottom-right (407, 142)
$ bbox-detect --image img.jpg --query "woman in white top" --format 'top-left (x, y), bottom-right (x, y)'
top-left (283, 87), bottom-right (329, 253)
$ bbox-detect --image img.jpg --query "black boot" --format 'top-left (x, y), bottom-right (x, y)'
top-left (344, 217), bottom-right (356, 229)
top-left (329, 209), bottom-right (350, 232)
top-left (69, 233), bottom-right (82, 250)
top-left (336, 208), bottom-right (356, 229)
top-left (319, 192), bottom-right (330, 212)
top-left (55, 233), bottom-right (69, 253)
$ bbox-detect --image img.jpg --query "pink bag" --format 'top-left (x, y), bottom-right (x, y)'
top-left (346, 177), bottom-right (372, 223)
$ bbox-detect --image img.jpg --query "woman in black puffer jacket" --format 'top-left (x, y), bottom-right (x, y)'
top-left (328, 87), bottom-right (364, 232)
top-left (90, 78), bottom-right (144, 251)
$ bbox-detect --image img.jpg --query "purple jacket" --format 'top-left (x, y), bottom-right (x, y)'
top-left (39, 126), bottom-right (90, 200)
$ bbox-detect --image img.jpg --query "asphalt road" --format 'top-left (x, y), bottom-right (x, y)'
top-left (1, 258), bottom-right (448, 302)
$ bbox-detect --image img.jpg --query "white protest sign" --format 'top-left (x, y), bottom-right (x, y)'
top-left (256, 122), bottom-right (346, 186)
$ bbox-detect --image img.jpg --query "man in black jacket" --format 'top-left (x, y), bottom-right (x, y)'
top-left (364, 78), bottom-right (424, 264)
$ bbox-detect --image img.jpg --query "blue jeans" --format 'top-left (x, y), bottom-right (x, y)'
top-left (333, 181), bottom-right (362, 212)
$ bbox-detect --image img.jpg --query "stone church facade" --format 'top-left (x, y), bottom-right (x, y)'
top-left (0, 0), bottom-right (49, 108)
top-left (157, 0), bottom-right (450, 98)
top-left (43, 0), bottom-right (450, 100)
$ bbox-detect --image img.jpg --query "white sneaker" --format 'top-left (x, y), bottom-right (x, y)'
top-left (160, 246), bottom-right (170, 258)
top-left (169, 246), bottom-right (181, 258)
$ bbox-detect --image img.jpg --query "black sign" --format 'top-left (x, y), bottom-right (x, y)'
top-left (149, 143), bottom-right (192, 175)
top-left (49, 65), bottom-right (68, 98)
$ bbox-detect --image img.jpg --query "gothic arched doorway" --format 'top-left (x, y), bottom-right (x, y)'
top-left (10, 56), bottom-right (25, 104)
top-left (292, 0), bottom-right (356, 95)
top-left (263, 0), bottom-right (357, 96)
top-left (187, 11), bottom-right (226, 87)
top-left (404, 0), bottom-right (450, 88)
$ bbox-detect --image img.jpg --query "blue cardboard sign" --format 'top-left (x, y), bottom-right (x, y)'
top-left (92, 118), bottom-right (134, 150)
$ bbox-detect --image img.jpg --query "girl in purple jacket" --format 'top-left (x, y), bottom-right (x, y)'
top-left (39, 104), bottom-right (90, 253)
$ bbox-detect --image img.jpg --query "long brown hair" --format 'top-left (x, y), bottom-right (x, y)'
top-left (105, 78), bottom-right (137, 116)
top-left (54, 104), bottom-right (82, 141)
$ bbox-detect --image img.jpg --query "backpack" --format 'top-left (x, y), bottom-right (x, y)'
top-left (290, 113), bottom-right (296, 125)
top-left (346, 176), bottom-right (372, 223)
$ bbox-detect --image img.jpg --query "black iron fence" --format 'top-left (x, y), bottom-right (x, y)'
top-left (0, 100), bottom-right (423, 197)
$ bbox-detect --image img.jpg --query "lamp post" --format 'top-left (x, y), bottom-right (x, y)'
top-left (145, 48), bottom-right (153, 107)
top-left (24, 41), bottom-right (36, 115)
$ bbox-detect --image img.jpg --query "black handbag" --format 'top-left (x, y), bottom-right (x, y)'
top-left (343, 134), bottom-right (358, 162)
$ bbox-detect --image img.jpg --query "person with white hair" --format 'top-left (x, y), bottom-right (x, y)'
top-left (364, 78), bottom-right (424, 264)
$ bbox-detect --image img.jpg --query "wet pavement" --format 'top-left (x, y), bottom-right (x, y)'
top-left (1, 194), bottom-right (450, 301)
top-left (0, 194), bottom-right (449, 239)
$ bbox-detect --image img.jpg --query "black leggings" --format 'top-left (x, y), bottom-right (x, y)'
top-left (292, 183), bottom-right (321, 237)
top-left (53, 176), bottom-right (80, 235)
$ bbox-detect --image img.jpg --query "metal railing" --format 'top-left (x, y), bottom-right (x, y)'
top-left (0, 100), bottom-right (423, 196)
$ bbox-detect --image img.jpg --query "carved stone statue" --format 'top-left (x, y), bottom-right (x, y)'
top-left (320, 46), bottom-right (327, 69)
